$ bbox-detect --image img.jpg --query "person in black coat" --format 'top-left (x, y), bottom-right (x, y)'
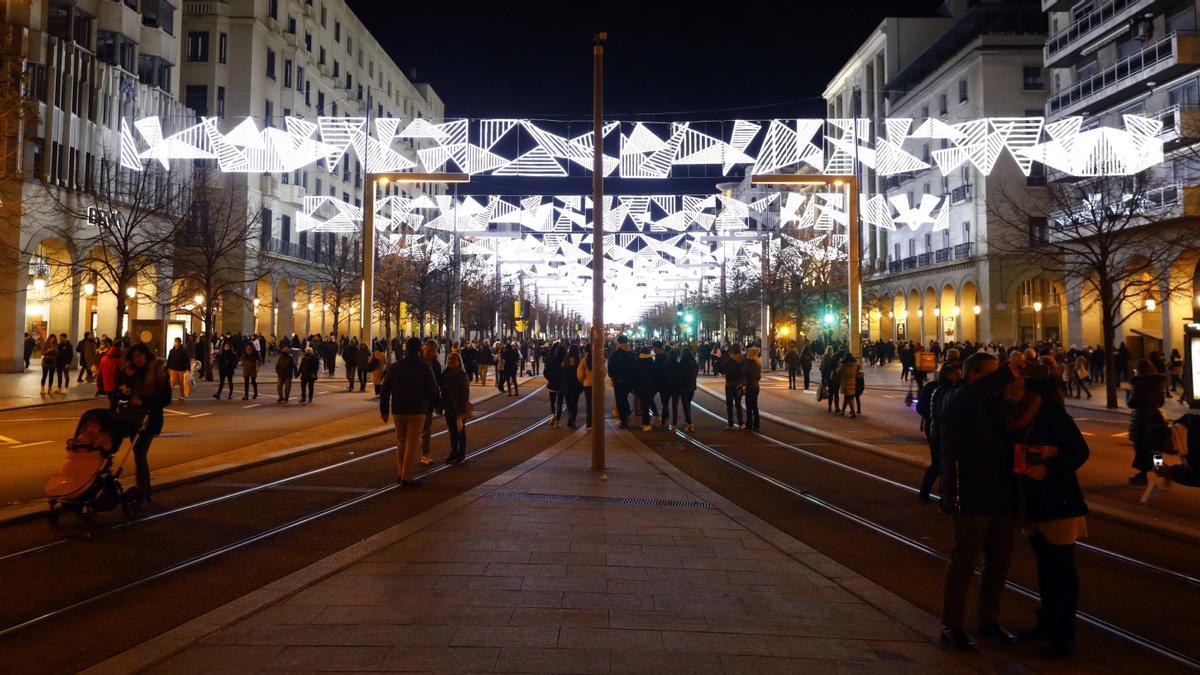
top-left (114, 343), bottom-right (172, 502)
top-left (342, 339), bottom-right (358, 390)
top-left (213, 342), bottom-right (239, 399)
top-left (560, 345), bottom-right (584, 429)
top-left (719, 344), bottom-right (747, 429)
top-left (56, 334), bottom-right (74, 391)
top-left (654, 346), bottom-right (676, 430)
top-left (297, 347), bottom-right (320, 403)
top-left (543, 343), bottom-right (564, 426)
top-left (1127, 360), bottom-right (1168, 486)
top-left (634, 346), bottom-right (658, 431)
top-left (1014, 376), bottom-right (1089, 659)
top-left (607, 336), bottom-right (636, 427)
top-left (671, 347), bottom-right (699, 431)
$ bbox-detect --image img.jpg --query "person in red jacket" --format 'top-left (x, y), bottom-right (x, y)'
top-left (96, 342), bottom-right (123, 397)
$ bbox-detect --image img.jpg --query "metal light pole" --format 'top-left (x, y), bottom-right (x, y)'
top-left (591, 32), bottom-right (607, 471)
top-left (751, 173), bottom-right (861, 359)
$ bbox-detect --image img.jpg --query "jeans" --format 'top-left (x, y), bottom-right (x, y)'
top-left (243, 374), bottom-right (257, 398)
top-left (724, 384), bottom-right (744, 427)
top-left (277, 377), bottom-right (293, 401)
top-left (300, 378), bottom-right (315, 401)
top-left (943, 514), bottom-right (1013, 631)
top-left (786, 366), bottom-right (797, 389)
top-left (421, 411), bottom-right (433, 456)
top-left (132, 432), bottom-right (155, 500)
top-left (549, 390), bottom-right (562, 420)
top-left (583, 388), bottom-right (593, 427)
top-left (345, 363), bottom-right (355, 388)
top-left (357, 368), bottom-right (368, 391)
top-left (638, 388), bottom-right (658, 426)
top-left (672, 388), bottom-right (694, 426)
top-left (1029, 532), bottom-right (1078, 644)
top-left (659, 390), bottom-right (673, 425)
top-left (391, 414), bottom-right (426, 481)
top-left (41, 365), bottom-right (55, 388)
top-left (446, 409), bottom-right (466, 461)
top-left (216, 372), bottom-right (235, 397)
top-left (57, 365), bottom-right (70, 388)
top-left (802, 367), bottom-right (812, 389)
top-left (745, 387), bottom-right (760, 429)
top-left (613, 381), bottom-right (633, 425)
top-left (919, 438), bottom-right (941, 496)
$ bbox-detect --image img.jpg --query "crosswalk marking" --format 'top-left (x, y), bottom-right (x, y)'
top-left (13, 440), bottom-right (52, 449)
top-left (242, 403), bottom-right (261, 409)
top-left (189, 412), bottom-right (212, 418)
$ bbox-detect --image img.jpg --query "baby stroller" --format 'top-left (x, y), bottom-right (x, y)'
top-left (44, 407), bottom-right (145, 520)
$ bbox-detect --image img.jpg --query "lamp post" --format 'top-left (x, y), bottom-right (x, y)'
top-left (591, 32), bottom-right (607, 472)
top-left (1033, 301), bottom-right (1043, 342)
top-left (751, 173), bottom-right (860, 358)
top-left (363, 172), bottom-right (470, 347)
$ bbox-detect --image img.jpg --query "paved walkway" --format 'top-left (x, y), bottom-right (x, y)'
top-left (87, 423), bottom-right (993, 674)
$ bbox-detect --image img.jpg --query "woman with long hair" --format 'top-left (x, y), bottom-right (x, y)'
top-left (442, 351), bottom-right (471, 463)
top-left (40, 334), bottom-right (59, 394)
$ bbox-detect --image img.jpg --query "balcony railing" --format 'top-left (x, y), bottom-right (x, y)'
top-left (935, 247), bottom-right (952, 263)
top-left (916, 252), bottom-right (932, 266)
top-left (902, 256), bottom-right (918, 270)
top-left (1149, 104), bottom-right (1200, 142)
top-left (951, 183), bottom-right (973, 203)
top-left (954, 242), bottom-right (974, 259)
top-left (1049, 32), bottom-right (1193, 115)
top-left (183, 1), bottom-right (230, 16)
top-left (264, 237), bottom-right (336, 264)
top-left (888, 260), bottom-right (902, 274)
top-left (1045, 0), bottom-right (1142, 64)
top-left (877, 242), bottom-right (977, 277)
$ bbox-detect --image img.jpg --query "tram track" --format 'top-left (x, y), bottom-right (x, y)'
top-left (636, 392), bottom-right (1200, 671)
top-left (0, 386), bottom-right (555, 649)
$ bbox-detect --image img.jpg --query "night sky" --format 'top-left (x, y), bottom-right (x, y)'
top-left (346, 0), bottom-right (946, 196)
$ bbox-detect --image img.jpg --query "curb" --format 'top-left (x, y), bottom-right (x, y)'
top-left (696, 382), bottom-right (1200, 546)
top-left (0, 381), bottom-right (530, 527)
top-left (79, 427), bottom-right (587, 675)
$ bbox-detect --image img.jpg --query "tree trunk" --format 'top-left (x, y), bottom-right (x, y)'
top-left (1100, 283), bottom-right (1119, 409)
top-left (114, 291), bottom-right (127, 339)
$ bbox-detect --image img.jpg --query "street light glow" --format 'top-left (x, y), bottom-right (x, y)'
top-left (1033, 301), bottom-right (1043, 312)
top-left (126, 286), bottom-right (137, 298)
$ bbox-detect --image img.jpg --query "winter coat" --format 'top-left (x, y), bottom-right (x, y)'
top-left (41, 345), bottom-right (58, 368)
top-left (1017, 391), bottom-right (1090, 523)
top-left (379, 355), bottom-right (440, 417)
top-left (719, 354), bottom-right (746, 386)
top-left (240, 354), bottom-right (259, 377)
top-left (477, 346), bottom-right (494, 366)
top-left (674, 356), bottom-right (699, 394)
top-left (837, 359), bottom-right (859, 396)
top-left (370, 351), bottom-right (388, 385)
top-left (544, 348), bottom-right (563, 392)
top-left (97, 348), bottom-right (121, 394)
top-left (114, 358), bottom-right (172, 436)
top-left (799, 349), bottom-right (814, 370)
top-left (298, 353), bottom-right (320, 380)
top-left (784, 349), bottom-right (800, 368)
top-left (560, 356), bottom-right (583, 393)
top-left (606, 345), bottom-right (636, 383)
top-left (58, 341), bottom-right (74, 367)
top-left (217, 349), bottom-right (239, 376)
top-left (634, 352), bottom-right (657, 393)
top-left (166, 345), bottom-right (191, 372)
top-left (744, 357), bottom-right (762, 390)
top-left (576, 356), bottom-right (593, 388)
top-left (653, 353), bottom-right (676, 394)
top-left (441, 366), bottom-right (471, 416)
top-left (355, 345), bottom-right (371, 371)
top-left (275, 351), bottom-right (297, 379)
top-left (939, 367), bottom-right (1018, 516)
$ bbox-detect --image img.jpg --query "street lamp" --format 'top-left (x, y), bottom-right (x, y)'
top-left (83, 281), bottom-right (96, 296)
top-left (194, 292), bottom-right (205, 306)
top-left (1033, 301), bottom-right (1043, 341)
top-left (1145, 298), bottom-right (1157, 312)
top-left (125, 286), bottom-right (137, 298)
top-left (972, 304), bottom-right (982, 315)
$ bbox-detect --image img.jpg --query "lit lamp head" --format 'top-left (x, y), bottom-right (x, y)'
top-left (1145, 298), bottom-right (1157, 312)
top-left (292, 301), bottom-right (298, 310)
top-left (253, 297), bottom-right (261, 307)
top-left (32, 276), bottom-right (47, 291)
top-left (917, 309), bottom-right (924, 318)
top-left (951, 306), bottom-right (961, 317)
top-left (125, 286), bottom-right (137, 298)
top-left (83, 282), bottom-right (96, 296)
top-left (973, 304), bottom-right (982, 315)
top-left (194, 293), bottom-right (205, 306)
top-left (1032, 301), bottom-right (1043, 313)
top-left (933, 307), bottom-right (941, 317)
top-left (308, 303), bottom-right (315, 311)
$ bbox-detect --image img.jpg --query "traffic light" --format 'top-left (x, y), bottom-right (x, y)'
top-left (676, 303), bottom-right (684, 318)
top-left (823, 304), bottom-right (834, 326)
top-left (684, 312), bottom-right (694, 324)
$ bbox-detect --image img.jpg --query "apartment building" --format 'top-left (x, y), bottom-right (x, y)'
top-left (1044, 0), bottom-right (1200, 357)
top-left (179, 0), bottom-right (444, 339)
top-left (824, 0), bottom-right (1048, 346)
top-left (1, 0), bottom-right (193, 371)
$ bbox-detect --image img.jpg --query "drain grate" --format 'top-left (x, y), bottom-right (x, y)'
top-left (486, 490), bottom-right (713, 509)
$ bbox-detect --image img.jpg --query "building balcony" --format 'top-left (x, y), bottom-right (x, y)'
top-left (888, 260), bottom-right (903, 274)
top-left (183, 0), bottom-right (230, 16)
top-left (1050, 183), bottom-right (1199, 236)
top-left (954, 242), bottom-right (974, 259)
top-left (1043, 0), bottom-right (1154, 68)
top-left (902, 256), bottom-right (918, 270)
top-left (874, 242), bottom-right (976, 280)
top-left (284, 31), bottom-right (298, 47)
top-left (1048, 31), bottom-right (1200, 118)
top-left (935, 247), bottom-right (952, 263)
top-left (259, 174), bottom-right (276, 197)
top-left (1151, 104), bottom-right (1200, 144)
top-left (951, 183), bottom-right (973, 204)
top-left (1043, 0), bottom-right (1076, 12)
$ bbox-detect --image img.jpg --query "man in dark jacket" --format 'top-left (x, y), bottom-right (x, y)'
top-left (276, 348), bottom-right (297, 403)
top-left (380, 337), bottom-right (440, 484)
top-left (115, 343), bottom-right (172, 502)
top-left (342, 339), bottom-right (358, 390)
top-left (719, 344), bottom-right (747, 429)
top-left (607, 335), bottom-right (636, 427)
top-left (166, 337), bottom-right (191, 401)
top-left (297, 346), bottom-right (320, 403)
top-left (937, 352), bottom-right (1025, 650)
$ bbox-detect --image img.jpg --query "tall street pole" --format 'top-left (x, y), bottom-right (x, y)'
top-left (591, 32), bottom-right (607, 471)
top-left (847, 176), bottom-right (861, 359)
top-left (362, 177), bottom-right (375, 345)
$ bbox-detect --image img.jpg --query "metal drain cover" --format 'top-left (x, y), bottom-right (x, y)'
top-left (486, 490), bottom-right (713, 509)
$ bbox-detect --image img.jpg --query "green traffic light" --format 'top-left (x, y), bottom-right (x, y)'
top-left (823, 313), bottom-right (834, 325)
top-left (684, 313), bottom-right (694, 323)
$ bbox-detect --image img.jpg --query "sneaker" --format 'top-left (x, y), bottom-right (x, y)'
top-left (939, 627), bottom-right (975, 651)
top-left (419, 455), bottom-right (433, 465)
top-left (685, 423), bottom-right (694, 431)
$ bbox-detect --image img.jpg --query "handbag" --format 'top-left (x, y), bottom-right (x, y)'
top-left (1013, 425), bottom-right (1058, 475)
top-left (817, 382), bottom-right (828, 401)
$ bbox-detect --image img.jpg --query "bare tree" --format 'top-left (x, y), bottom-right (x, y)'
top-left (305, 233), bottom-right (362, 338)
top-left (168, 170), bottom-right (272, 377)
top-left (990, 172), bottom-right (1193, 408)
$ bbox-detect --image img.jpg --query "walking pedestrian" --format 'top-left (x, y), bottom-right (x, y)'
top-left (783, 344), bottom-right (800, 389)
top-left (298, 346), bottom-right (319, 403)
top-left (166, 337), bottom-right (191, 401)
top-left (719, 343), bottom-right (747, 429)
top-left (837, 353), bottom-right (859, 418)
top-left (635, 345), bottom-right (658, 431)
top-left (672, 345), bottom-right (698, 431)
top-left (420, 340), bottom-right (444, 465)
top-left (1013, 375), bottom-right (1089, 659)
top-left (607, 335), bottom-right (635, 427)
top-left (23, 333), bottom-right (35, 370)
top-left (214, 342), bottom-right (238, 399)
top-left (56, 334), bottom-right (73, 392)
top-left (76, 332), bottom-right (98, 382)
top-left (799, 343), bottom-right (814, 390)
top-left (654, 344), bottom-right (675, 430)
top-left (355, 341), bottom-right (371, 392)
top-left (240, 342), bottom-right (259, 400)
top-left (477, 342), bottom-right (494, 386)
top-left (561, 345), bottom-right (583, 429)
top-left (40, 334), bottom-right (59, 394)
top-left (917, 363), bottom-right (961, 503)
top-left (501, 342), bottom-right (519, 396)
top-left (379, 337), bottom-right (439, 485)
top-left (96, 341), bottom-right (122, 397)
top-left (342, 338), bottom-right (358, 391)
top-left (1127, 359), bottom-right (1168, 486)
top-left (442, 351), bottom-right (471, 463)
top-left (544, 342), bottom-right (564, 426)
top-left (370, 345), bottom-right (387, 397)
top-left (275, 347), bottom-right (297, 403)
top-left (114, 342), bottom-right (171, 503)
top-left (819, 346), bottom-right (839, 413)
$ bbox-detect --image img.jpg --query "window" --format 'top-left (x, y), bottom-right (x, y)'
top-left (348, 35), bottom-right (353, 55)
top-left (284, 59), bottom-right (292, 87)
top-left (334, 20), bottom-right (340, 42)
top-left (317, 91), bottom-right (324, 115)
top-left (958, 79), bottom-right (968, 103)
top-left (893, 243), bottom-right (901, 261)
top-left (185, 85), bottom-right (207, 117)
top-left (97, 31), bottom-right (136, 71)
top-left (186, 31), bottom-right (209, 62)
top-left (304, 81), bottom-right (311, 106)
top-left (219, 32), bottom-right (227, 63)
top-left (938, 93), bottom-right (948, 115)
top-left (297, 66), bottom-right (305, 92)
top-left (1029, 217), bottom-right (1049, 246)
top-left (963, 221), bottom-right (971, 242)
top-left (923, 233), bottom-right (932, 252)
top-left (331, 101), bottom-right (337, 116)
top-left (908, 239), bottom-right (916, 256)
top-left (266, 49), bottom-right (276, 79)
top-left (319, 46), bottom-right (326, 65)
top-left (942, 231), bottom-right (950, 249)
top-left (137, 54), bottom-right (172, 91)
top-left (1169, 3), bottom-right (1197, 31)
top-left (346, 73), bottom-right (351, 90)
top-left (1022, 66), bottom-right (1044, 90)
top-left (320, 4), bottom-right (326, 26)
top-left (217, 86), bottom-right (225, 117)
top-left (268, 0), bottom-right (278, 20)
top-left (260, 208), bottom-right (273, 246)
top-left (1169, 79), bottom-right (1199, 107)
top-left (265, 99), bottom-right (273, 128)
top-left (920, 104), bottom-right (929, 119)
top-left (141, 0), bottom-right (175, 36)
top-left (287, 16), bottom-right (295, 33)
top-left (305, 32), bottom-right (312, 52)
top-left (281, 214), bottom-right (291, 241)
top-left (333, 60), bottom-right (339, 78)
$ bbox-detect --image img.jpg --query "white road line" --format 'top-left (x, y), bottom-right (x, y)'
top-left (13, 440), bottom-right (53, 449)
top-left (242, 403), bottom-right (261, 409)
top-left (0, 417), bottom-right (79, 422)
top-left (881, 394), bottom-right (897, 399)
top-left (1081, 431), bottom-right (1096, 437)
top-left (162, 408), bottom-right (188, 416)
top-left (1111, 431), bottom-right (1129, 438)
top-left (189, 412), bottom-right (212, 418)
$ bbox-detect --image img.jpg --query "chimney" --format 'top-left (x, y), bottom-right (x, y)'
top-left (409, 68), bottom-right (418, 82)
